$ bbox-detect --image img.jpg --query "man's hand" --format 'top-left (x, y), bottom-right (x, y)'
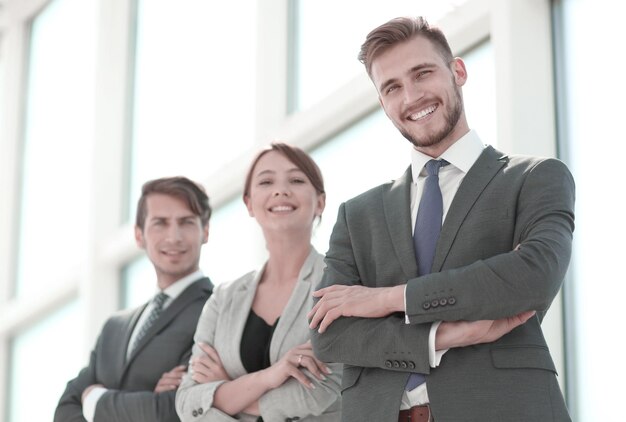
top-left (81, 384), bottom-right (104, 403)
top-left (308, 285), bottom-right (405, 333)
top-left (154, 365), bottom-right (187, 393)
top-left (435, 310), bottom-right (536, 350)
top-left (190, 343), bottom-right (231, 384)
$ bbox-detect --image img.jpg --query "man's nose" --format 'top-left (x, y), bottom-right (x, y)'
top-left (403, 82), bottom-right (425, 105)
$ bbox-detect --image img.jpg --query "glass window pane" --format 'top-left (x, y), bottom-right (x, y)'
top-left (558, 0), bottom-right (626, 419)
top-left (122, 198), bottom-right (264, 307)
top-left (461, 40), bottom-right (497, 147)
top-left (128, 0), bottom-right (257, 221)
top-left (311, 110), bottom-right (411, 254)
top-left (311, 42), bottom-right (497, 253)
top-left (200, 198), bottom-right (266, 286)
top-left (290, 0), bottom-right (469, 112)
top-left (1, 36), bottom-right (4, 137)
top-left (121, 255), bottom-right (154, 309)
top-left (7, 301), bottom-right (83, 422)
top-left (16, 0), bottom-right (96, 298)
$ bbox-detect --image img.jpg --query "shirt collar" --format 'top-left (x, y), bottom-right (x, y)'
top-left (160, 269), bottom-right (204, 300)
top-left (411, 129), bottom-right (485, 182)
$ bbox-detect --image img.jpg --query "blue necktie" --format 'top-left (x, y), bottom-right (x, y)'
top-left (406, 159), bottom-right (448, 391)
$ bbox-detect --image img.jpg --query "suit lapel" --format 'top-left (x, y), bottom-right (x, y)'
top-left (226, 269), bottom-right (263, 375)
top-left (383, 167), bottom-right (418, 280)
top-left (269, 250), bottom-right (317, 361)
top-left (111, 307), bottom-right (144, 387)
top-left (432, 146), bottom-right (508, 271)
top-left (124, 278), bottom-right (211, 371)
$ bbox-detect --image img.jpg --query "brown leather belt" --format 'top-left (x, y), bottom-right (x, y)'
top-left (398, 404), bottom-right (432, 422)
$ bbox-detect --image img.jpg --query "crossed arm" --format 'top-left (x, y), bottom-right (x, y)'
top-left (176, 286), bottom-right (341, 422)
top-left (309, 158), bottom-right (574, 370)
top-left (54, 343), bottom-right (186, 422)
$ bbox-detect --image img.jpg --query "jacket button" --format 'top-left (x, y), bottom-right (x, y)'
top-left (393, 360), bottom-right (400, 368)
top-left (192, 410), bottom-right (198, 417)
top-left (385, 360), bottom-right (393, 368)
top-left (422, 301), bottom-right (431, 310)
top-left (198, 408), bottom-right (203, 415)
top-left (439, 298), bottom-right (447, 306)
top-left (448, 297), bottom-right (456, 305)
top-left (401, 361), bottom-right (408, 369)
top-left (430, 299), bottom-right (439, 308)
top-left (408, 361), bottom-right (416, 369)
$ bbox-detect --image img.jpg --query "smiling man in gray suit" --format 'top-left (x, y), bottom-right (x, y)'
top-left (309, 17), bottom-right (574, 422)
top-left (55, 177), bottom-right (214, 422)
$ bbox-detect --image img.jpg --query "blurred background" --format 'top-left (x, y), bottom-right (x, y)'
top-left (0, 0), bottom-right (624, 420)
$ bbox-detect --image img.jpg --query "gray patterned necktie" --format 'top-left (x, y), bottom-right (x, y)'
top-left (131, 292), bottom-right (169, 353)
top-left (406, 159), bottom-right (448, 391)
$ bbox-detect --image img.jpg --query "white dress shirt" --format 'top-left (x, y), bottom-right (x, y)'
top-left (82, 270), bottom-right (205, 422)
top-left (402, 130), bottom-right (485, 408)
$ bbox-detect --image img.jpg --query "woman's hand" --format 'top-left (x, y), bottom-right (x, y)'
top-left (154, 364), bottom-right (187, 392)
top-left (262, 340), bottom-right (332, 389)
top-left (190, 343), bottom-right (231, 384)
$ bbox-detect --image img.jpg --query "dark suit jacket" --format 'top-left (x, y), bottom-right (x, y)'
top-left (54, 277), bottom-right (213, 422)
top-left (311, 146), bottom-right (575, 422)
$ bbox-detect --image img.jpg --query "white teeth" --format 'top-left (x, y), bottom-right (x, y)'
top-left (271, 205), bottom-right (294, 212)
top-left (409, 105), bottom-right (437, 121)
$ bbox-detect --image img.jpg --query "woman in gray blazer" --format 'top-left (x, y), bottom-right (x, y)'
top-left (176, 143), bottom-right (341, 422)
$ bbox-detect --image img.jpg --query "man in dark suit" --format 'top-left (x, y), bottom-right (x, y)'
top-left (55, 176), bottom-right (214, 422)
top-left (309, 16), bottom-right (574, 422)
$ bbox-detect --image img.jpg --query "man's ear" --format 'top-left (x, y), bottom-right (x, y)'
top-left (135, 225), bottom-right (145, 249)
top-left (202, 223), bottom-right (209, 244)
top-left (452, 57), bottom-right (468, 87)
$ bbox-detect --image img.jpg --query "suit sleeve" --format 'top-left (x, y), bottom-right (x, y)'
top-left (93, 389), bottom-right (180, 422)
top-left (310, 202), bottom-right (433, 374)
top-left (54, 349), bottom-right (99, 422)
top-left (405, 158), bottom-right (575, 323)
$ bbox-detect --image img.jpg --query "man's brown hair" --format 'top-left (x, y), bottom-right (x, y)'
top-left (358, 16), bottom-right (454, 78)
top-left (136, 176), bottom-right (211, 230)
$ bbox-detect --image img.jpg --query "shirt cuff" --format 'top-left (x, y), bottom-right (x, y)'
top-left (429, 321), bottom-right (448, 367)
top-left (404, 285), bottom-right (410, 323)
top-left (82, 386), bottom-right (107, 422)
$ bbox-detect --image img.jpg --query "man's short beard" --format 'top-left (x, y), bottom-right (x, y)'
top-left (401, 88), bottom-right (463, 149)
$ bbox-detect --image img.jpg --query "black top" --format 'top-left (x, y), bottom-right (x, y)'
top-left (240, 309), bottom-right (279, 374)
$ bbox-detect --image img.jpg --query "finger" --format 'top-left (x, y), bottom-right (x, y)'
top-left (317, 307), bottom-right (343, 333)
top-left (203, 344), bottom-right (223, 366)
top-left (288, 367), bottom-right (315, 389)
top-left (198, 342), bottom-right (217, 357)
top-left (191, 361), bottom-right (211, 378)
top-left (299, 355), bottom-right (326, 380)
top-left (307, 301), bottom-right (322, 321)
top-left (516, 310), bottom-right (536, 323)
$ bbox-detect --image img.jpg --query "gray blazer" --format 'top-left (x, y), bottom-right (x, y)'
top-left (54, 278), bottom-right (213, 422)
top-left (311, 146), bottom-right (575, 422)
top-left (176, 249), bottom-right (341, 422)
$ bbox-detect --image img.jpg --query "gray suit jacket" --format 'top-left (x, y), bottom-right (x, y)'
top-left (176, 249), bottom-right (341, 422)
top-left (54, 278), bottom-right (213, 422)
top-left (311, 146), bottom-right (575, 422)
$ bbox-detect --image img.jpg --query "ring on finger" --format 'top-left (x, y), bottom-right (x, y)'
top-left (297, 354), bottom-right (303, 365)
